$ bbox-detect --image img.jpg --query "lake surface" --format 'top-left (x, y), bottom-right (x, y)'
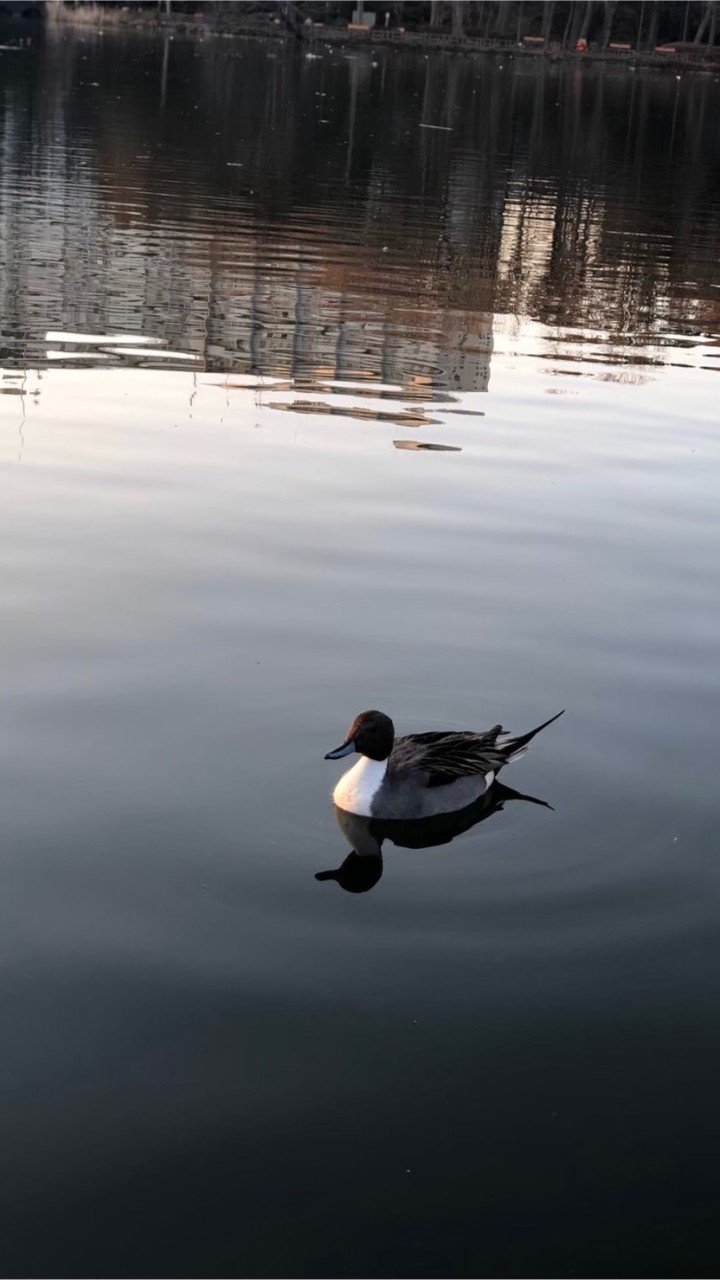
top-left (1, 24), bottom-right (720, 1279)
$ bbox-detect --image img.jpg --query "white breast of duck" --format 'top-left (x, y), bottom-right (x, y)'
top-left (333, 756), bottom-right (387, 818)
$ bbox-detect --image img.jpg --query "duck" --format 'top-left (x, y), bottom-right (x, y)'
top-left (324, 708), bottom-right (564, 820)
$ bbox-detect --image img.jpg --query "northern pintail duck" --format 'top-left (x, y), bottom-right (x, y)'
top-left (324, 708), bottom-right (563, 821)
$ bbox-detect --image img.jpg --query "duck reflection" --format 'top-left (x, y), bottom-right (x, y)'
top-left (315, 782), bottom-right (551, 894)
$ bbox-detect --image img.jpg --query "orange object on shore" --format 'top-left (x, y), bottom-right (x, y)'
top-left (576, 37), bottom-right (587, 52)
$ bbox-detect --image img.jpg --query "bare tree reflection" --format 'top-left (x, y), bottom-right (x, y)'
top-left (0, 37), bottom-right (718, 379)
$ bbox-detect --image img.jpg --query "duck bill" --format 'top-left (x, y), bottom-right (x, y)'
top-left (324, 737), bottom-right (355, 760)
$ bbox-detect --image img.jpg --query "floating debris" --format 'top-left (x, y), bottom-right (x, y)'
top-left (268, 400), bottom-right (442, 426)
top-left (393, 440), bottom-right (461, 452)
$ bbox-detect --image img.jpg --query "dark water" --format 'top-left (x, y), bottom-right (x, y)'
top-left (1, 27), bottom-right (720, 1279)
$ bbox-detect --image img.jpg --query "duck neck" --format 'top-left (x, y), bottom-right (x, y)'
top-left (333, 754), bottom-right (388, 817)
top-left (358, 754), bottom-right (388, 781)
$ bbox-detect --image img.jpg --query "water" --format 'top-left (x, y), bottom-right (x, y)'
top-left (1, 26), bottom-right (720, 1279)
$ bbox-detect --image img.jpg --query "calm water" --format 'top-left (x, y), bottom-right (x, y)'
top-left (1, 26), bottom-right (720, 1279)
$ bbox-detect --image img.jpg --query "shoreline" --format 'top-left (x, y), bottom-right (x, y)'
top-left (43, 9), bottom-right (720, 75)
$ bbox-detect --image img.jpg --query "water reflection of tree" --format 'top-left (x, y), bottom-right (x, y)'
top-left (1, 34), bottom-right (719, 380)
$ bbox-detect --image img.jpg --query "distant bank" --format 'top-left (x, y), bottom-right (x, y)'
top-left (36, 2), bottom-right (720, 76)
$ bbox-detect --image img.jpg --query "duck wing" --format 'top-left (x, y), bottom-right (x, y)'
top-left (390, 727), bottom-right (505, 788)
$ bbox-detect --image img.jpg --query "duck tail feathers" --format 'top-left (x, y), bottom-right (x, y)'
top-left (500, 709), bottom-right (564, 762)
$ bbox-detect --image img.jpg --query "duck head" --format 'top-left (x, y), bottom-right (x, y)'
top-left (324, 709), bottom-right (395, 762)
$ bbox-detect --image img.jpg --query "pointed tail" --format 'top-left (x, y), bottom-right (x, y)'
top-left (500, 709), bottom-right (565, 764)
